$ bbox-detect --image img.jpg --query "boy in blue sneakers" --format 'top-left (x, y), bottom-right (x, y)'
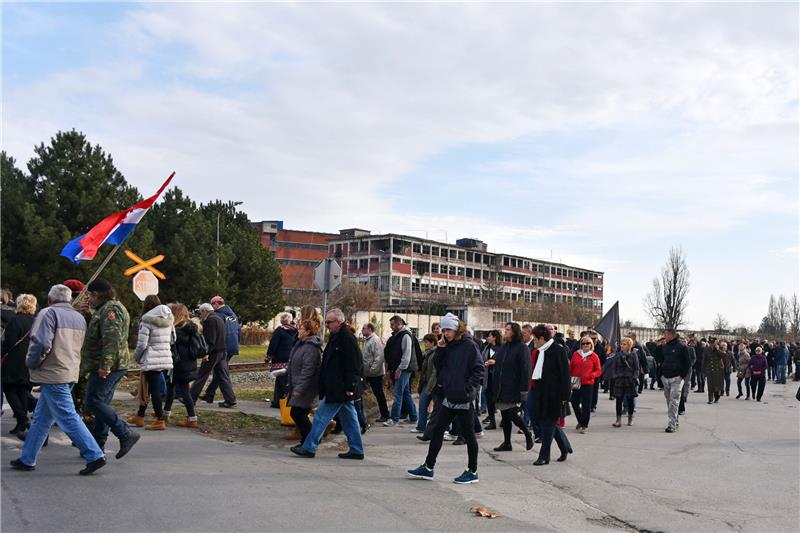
top-left (407, 313), bottom-right (484, 484)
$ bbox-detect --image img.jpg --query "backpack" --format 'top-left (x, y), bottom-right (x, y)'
top-left (188, 330), bottom-right (209, 360)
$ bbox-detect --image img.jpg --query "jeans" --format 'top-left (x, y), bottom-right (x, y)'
top-left (724, 372), bottom-right (731, 394)
top-left (416, 389), bottom-right (432, 432)
top-left (776, 365), bottom-right (787, 383)
top-left (164, 378), bottom-right (196, 417)
top-left (425, 405), bottom-right (478, 472)
top-left (570, 385), bottom-right (593, 428)
top-left (301, 399), bottom-right (363, 454)
top-left (137, 370), bottom-right (164, 418)
top-left (737, 376), bottom-right (751, 397)
top-left (366, 376), bottom-right (390, 419)
top-left (661, 375), bottom-right (683, 429)
top-left (290, 406), bottom-right (312, 443)
top-left (524, 389), bottom-right (541, 438)
top-left (85, 370), bottom-right (130, 444)
top-left (191, 353), bottom-right (236, 404)
top-left (751, 374), bottom-right (766, 400)
top-left (21, 383), bottom-right (104, 466)
top-left (537, 418), bottom-right (571, 462)
top-left (768, 364), bottom-right (775, 381)
top-left (390, 370), bottom-right (417, 422)
top-left (681, 368), bottom-right (694, 402)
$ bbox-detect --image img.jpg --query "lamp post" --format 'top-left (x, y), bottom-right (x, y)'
top-left (217, 201), bottom-right (243, 280)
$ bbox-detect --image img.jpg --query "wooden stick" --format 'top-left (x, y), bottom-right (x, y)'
top-left (72, 244), bottom-right (122, 308)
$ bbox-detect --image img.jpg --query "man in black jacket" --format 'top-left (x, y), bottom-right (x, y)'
top-left (655, 329), bottom-right (691, 433)
top-left (190, 303), bottom-right (237, 408)
top-left (291, 308), bottom-right (364, 460)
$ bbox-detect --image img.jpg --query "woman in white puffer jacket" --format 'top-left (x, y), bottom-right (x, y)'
top-left (130, 295), bottom-right (175, 431)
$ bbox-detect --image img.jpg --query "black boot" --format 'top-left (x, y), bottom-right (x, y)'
top-left (9, 418), bottom-right (28, 435)
top-left (678, 398), bottom-right (685, 415)
top-left (484, 417), bottom-right (497, 430)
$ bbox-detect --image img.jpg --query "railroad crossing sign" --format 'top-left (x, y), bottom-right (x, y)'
top-left (132, 270), bottom-right (159, 301)
top-left (314, 258), bottom-right (342, 292)
top-left (124, 250), bottom-right (166, 280)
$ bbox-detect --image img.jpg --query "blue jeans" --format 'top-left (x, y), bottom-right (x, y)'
top-left (524, 389), bottom-right (541, 438)
top-left (776, 365), bottom-right (787, 383)
top-left (390, 371), bottom-right (417, 422)
top-left (85, 370), bottom-right (130, 444)
top-left (301, 399), bottom-right (363, 455)
top-left (20, 384), bottom-right (104, 466)
top-left (416, 389), bottom-right (432, 432)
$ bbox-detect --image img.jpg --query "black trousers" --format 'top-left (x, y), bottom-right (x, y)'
top-left (425, 405), bottom-right (478, 472)
top-left (694, 368), bottom-right (705, 391)
top-left (751, 375), bottom-right (766, 400)
top-left (500, 406), bottom-right (529, 445)
top-left (191, 353), bottom-right (236, 404)
top-left (736, 377), bottom-right (751, 397)
top-left (3, 383), bottom-right (30, 422)
top-left (423, 393), bottom-right (443, 440)
top-left (137, 371), bottom-right (164, 418)
top-left (164, 377), bottom-right (196, 417)
top-left (203, 354), bottom-right (236, 401)
top-left (615, 396), bottom-right (635, 417)
top-left (290, 406), bottom-right (312, 443)
top-left (591, 381), bottom-right (600, 409)
top-left (537, 418), bottom-right (571, 462)
top-left (366, 376), bottom-right (390, 419)
top-left (570, 385), bottom-right (593, 428)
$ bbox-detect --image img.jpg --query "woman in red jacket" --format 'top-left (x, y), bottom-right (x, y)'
top-left (569, 337), bottom-right (602, 434)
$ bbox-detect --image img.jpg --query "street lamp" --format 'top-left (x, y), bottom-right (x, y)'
top-left (217, 201), bottom-right (243, 279)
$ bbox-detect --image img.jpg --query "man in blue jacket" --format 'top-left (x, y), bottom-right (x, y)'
top-left (774, 341), bottom-right (789, 384)
top-left (201, 296), bottom-right (241, 403)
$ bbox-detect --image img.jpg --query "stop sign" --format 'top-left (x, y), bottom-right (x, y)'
top-left (132, 270), bottom-right (159, 301)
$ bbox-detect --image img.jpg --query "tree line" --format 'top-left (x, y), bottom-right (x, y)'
top-left (1, 130), bottom-right (285, 322)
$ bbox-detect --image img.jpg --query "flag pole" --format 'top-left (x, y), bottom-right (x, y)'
top-left (72, 244), bottom-right (123, 308)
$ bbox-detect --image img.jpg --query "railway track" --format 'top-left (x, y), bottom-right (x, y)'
top-left (126, 361), bottom-right (268, 378)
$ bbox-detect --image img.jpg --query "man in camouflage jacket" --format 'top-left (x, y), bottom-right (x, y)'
top-left (81, 278), bottom-right (140, 458)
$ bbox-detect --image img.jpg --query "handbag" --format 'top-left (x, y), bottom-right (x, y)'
top-left (560, 401), bottom-right (571, 418)
top-left (570, 376), bottom-right (582, 390)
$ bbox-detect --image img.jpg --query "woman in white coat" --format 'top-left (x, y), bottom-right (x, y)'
top-left (129, 295), bottom-right (175, 430)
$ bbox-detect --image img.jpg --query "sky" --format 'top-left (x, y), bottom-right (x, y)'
top-left (2, 2), bottom-right (798, 330)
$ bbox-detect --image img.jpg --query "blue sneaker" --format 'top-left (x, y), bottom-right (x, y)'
top-left (407, 464), bottom-right (434, 480)
top-left (453, 470), bottom-right (479, 484)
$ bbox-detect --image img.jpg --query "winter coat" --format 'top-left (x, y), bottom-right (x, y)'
top-left (774, 346), bottom-right (789, 366)
top-left (434, 336), bottom-right (484, 405)
top-left (362, 333), bottom-right (385, 378)
top-left (492, 341), bottom-right (532, 404)
top-left (748, 354), bottom-right (768, 377)
top-left (611, 350), bottom-right (640, 398)
top-left (26, 303), bottom-right (86, 385)
top-left (1, 312), bottom-right (35, 385)
top-left (202, 313), bottom-right (227, 361)
top-left (267, 324), bottom-right (297, 366)
top-left (80, 299), bottom-right (131, 374)
top-left (421, 348), bottom-right (438, 395)
top-left (287, 335), bottom-right (322, 409)
top-left (702, 348), bottom-right (726, 393)
top-left (736, 351), bottom-right (751, 379)
top-left (655, 338), bottom-right (691, 379)
top-left (319, 327), bottom-right (361, 403)
top-left (134, 305), bottom-right (175, 372)
top-left (569, 351), bottom-right (602, 386)
top-left (172, 321), bottom-right (202, 381)
top-left (214, 305), bottom-right (240, 357)
top-left (384, 328), bottom-right (418, 373)
top-left (531, 342), bottom-right (571, 421)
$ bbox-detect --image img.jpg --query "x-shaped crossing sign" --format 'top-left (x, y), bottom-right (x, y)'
top-left (124, 250), bottom-right (166, 280)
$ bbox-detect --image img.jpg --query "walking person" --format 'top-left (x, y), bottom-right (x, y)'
top-left (679, 340), bottom-right (697, 415)
top-left (286, 319), bottom-right (322, 445)
top-left (80, 278), bottom-right (140, 456)
top-left (2, 294), bottom-right (37, 435)
top-left (9, 285), bottom-right (107, 475)
top-left (383, 316), bottom-right (418, 427)
top-left (703, 341), bottom-right (727, 404)
top-left (655, 329), bottom-right (691, 433)
top-left (407, 313), bottom-right (484, 484)
top-left (491, 323), bottom-right (533, 452)
top-left (163, 304), bottom-right (206, 427)
top-left (736, 345), bottom-right (751, 399)
top-left (128, 295), bottom-right (175, 430)
top-left (774, 342), bottom-right (789, 384)
top-left (569, 336), bottom-right (602, 433)
top-left (748, 347), bottom-right (768, 402)
top-left (481, 330), bottom-right (502, 430)
top-left (265, 313), bottom-right (297, 408)
top-left (201, 296), bottom-right (241, 402)
top-left (412, 334), bottom-right (438, 434)
top-left (530, 324), bottom-right (572, 465)
top-left (290, 309), bottom-right (363, 459)
top-left (610, 338), bottom-right (639, 427)
top-left (190, 303), bottom-right (237, 408)
top-left (361, 322), bottom-right (390, 422)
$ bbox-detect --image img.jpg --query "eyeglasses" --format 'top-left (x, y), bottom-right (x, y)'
top-left (581, 342), bottom-right (592, 346)
top-left (324, 320), bottom-right (337, 325)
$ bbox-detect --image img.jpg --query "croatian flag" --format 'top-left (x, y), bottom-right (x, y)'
top-left (60, 172), bottom-right (175, 264)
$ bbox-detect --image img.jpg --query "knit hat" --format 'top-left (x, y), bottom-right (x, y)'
top-left (211, 295), bottom-right (225, 305)
top-left (440, 313), bottom-right (459, 331)
top-left (87, 278), bottom-right (113, 293)
top-left (63, 279), bottom-right (85, 293)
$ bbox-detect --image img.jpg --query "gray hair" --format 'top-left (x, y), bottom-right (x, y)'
top-left (280, 312), bottom-right (291, 324)
top-left (48, 284), bottom-right (73, 304)
top-left (327, 308), bottom-right (345, 323)
top-left (199, 303), bottom-right (214, 313)
top-left (521, 324), bottom-right (533, 333)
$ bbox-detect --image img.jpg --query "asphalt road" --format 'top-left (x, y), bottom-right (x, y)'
top-left (2, 380), bottom-right (799, 532)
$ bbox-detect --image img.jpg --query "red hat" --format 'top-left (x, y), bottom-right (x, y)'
top-left (210, 296), bottom-right (224, 304)
top-left (63, 279), bottom-right (85, 293)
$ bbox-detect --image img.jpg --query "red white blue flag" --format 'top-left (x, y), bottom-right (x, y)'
top-left (60, 172), bottom-right (174, 264)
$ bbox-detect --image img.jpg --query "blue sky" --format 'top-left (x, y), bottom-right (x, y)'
top-left (3, 2), bottom-right (798, 329)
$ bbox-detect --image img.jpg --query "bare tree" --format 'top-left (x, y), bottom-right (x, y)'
top-left (644, 246), bottom-right (690, 330)
top-left (776, 294), bottom-right (789, 334)
top-left (329, 280), bottom-right (380, 322)
top-left (790, 294), bottom-right (800, 337)
top-left (480, 265), bottom-right (504, 306)
top-left (712, 313), bottom-right (729, 333)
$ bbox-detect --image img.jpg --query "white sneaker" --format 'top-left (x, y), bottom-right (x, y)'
top-left (383, 419), bottom-right (398, 427)
top-left (409, 428), bottom-right (423, 433)
top-left (475, 431), bottom-right (484, 438)
top-left (443, 432), bottom-right (457, 441)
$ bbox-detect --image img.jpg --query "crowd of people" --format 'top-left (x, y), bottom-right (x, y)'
top-left (3, 283), bottom-right (799, 482)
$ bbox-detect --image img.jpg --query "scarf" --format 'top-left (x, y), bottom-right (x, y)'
top-left (533, 338), bottom-right (554, 380)
top-left (579, 350), bottom-right (593, 359)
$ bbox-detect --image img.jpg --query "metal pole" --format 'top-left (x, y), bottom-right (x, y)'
top-left (321, 258), bottom-right (331, 338)
top-left (216, 211), bottom-right (220, 280)
top-left (72, 244), bottom-right (122, 308)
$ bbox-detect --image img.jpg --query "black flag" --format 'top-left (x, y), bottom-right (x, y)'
top-left (593, 301), bottom-right (620, 349)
